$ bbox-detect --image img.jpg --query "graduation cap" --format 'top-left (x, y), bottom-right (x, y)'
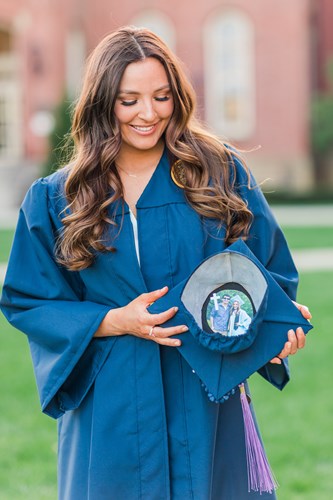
top-left (148, 239), bottom-right (313, 493)
top-left (229, 294), bottom-right (244, 305)
top-left (149, 239), bottom-right (312, 397)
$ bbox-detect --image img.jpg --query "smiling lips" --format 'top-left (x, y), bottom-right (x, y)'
top-left (129, 123), bottom-right (158, 135)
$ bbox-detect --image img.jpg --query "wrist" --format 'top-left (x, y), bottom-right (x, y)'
top-left (95, 307), bottom-right (125, 337)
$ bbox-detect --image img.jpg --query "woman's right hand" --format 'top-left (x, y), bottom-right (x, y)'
top-left (94, 286), bottom-right (188, 347)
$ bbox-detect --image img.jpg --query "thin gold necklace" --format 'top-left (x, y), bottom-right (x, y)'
top-left (116, 165), bottom-right (139, 178)
top-left (116, 162), bottom-right (157, 179)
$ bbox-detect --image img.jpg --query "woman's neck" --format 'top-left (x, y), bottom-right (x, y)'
top-left (116, 140), bottom-right (165, 175)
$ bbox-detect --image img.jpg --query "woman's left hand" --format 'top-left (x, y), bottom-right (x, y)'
top-left (270, 301), bottom-right (312, 364)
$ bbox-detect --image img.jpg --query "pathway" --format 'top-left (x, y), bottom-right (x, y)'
top-left (1, 249), bottom-right (332, 286)
top-left (1, 205), bottom-right (332, 285)
top-left (272, 204), bottom-right (333, 226)
top-left (1, 204), bottom-right (333, 229)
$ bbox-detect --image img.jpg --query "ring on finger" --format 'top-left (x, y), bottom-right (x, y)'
top-left (149, 326), bottom-right (156, 337)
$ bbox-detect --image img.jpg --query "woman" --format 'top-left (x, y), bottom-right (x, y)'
top-left (228, 298), bottom-right (252, 336)
top-left (0, 27), bottom-right (311, 499)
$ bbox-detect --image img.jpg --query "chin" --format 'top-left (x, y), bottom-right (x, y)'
top-left (124, 136), bottom-right (164, 152)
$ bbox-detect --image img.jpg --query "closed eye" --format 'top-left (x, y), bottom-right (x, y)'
top-left (120, 100), bottom-right (137, 106)
top-left (154, 96), bottom-right (171, 102)
top-left (119, 95), bottom-right (171, 106)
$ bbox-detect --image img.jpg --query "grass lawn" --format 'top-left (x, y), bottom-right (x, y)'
top-left (282, 226), bottom-right (333, 250)
top-left (1, 226), bottom-right (333, 265)
top-left (0, 312), bottom-right (57, 499)
top-left (0, 222), bottom-right (332, 498)
top-left (0, 229), bottom-right (15, 262)
top-left (0, 271), bottom-right (331, 499)
top-left (1, 226), bottom-right (333, 264)
top-left (251, 270), bottom-right (333, 500)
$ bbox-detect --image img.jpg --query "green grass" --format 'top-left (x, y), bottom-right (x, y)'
top-left (0, 223), bottom-right (332, 498)
top-left (0, 271), bottom-right (331, 499)
top-left (0, 229), bottom-right (14, 262)
top-left (1, 227), bottom-right (333, 263)
top-left (251, 271), bottom-right (333, 500)
top-left (0, 312), bottom-right (57, 499)
top-left (282, 226), bottom-right (333, 250)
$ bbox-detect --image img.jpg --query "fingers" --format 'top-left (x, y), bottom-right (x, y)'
top-left (149, 306), bottom-right (179, 325)
top-left (300, 306), bottom-right (312, 320)
top-left (122, 288), bottom-right (188, 346)
top-left (133, 286), bottom-right (188, 347)
top-left (269, 357), bottom-right (282, 365)
top-left (288, 327), bottom-right (306, 353)
top-left (292, 300), bottom-right (312, 320)
top-left (153, 324), bottom-right (189, 338)
top-left (295, 326), bottom-right (306, 348)
top-left (145, 323), bottom-right (188, 347)
top-left (274, 327), bottom-right (306, 360)
top-left (153, 336), bottom-right (183, 347)
top-left (288, 329), bottom-right (298, 355)
top-left (275, 340), bottom-right (292, 359)
top-left (141, 286), bottom-right (169, 306)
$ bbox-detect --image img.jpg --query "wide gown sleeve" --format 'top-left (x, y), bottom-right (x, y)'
top-left (0, 178), bottom-right (114, 418)
top-left (235, 157), bottom-right (299, 389)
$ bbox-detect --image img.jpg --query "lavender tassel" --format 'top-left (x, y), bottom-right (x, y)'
top-left (239, 383), bottom-right (279, 494)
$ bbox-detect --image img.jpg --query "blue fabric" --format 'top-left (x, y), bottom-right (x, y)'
top-left (148, 240), bottom-right (312, 401)
top-left (0, 150), bottom-right (304, 499)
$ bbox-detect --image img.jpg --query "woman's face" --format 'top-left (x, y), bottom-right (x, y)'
top-left (114, 57), bottom-right (174, 154)
top-left (233, 301), bottom-right (240, 310)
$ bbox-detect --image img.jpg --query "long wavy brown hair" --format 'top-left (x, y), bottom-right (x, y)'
top-left (57, 26), bottom-right (253, 271)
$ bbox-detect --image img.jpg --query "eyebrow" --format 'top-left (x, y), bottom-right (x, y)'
top-left (118, 84), bottom-right (171, 95)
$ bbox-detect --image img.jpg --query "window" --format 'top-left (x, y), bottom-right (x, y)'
top-left (130, 10), bottom-right (176, 52)
top-left (66, 29), bottom-right (86, 98)
top-left (203, 9), bottom-right (255, 140)
top-left (0, 28), bottom-right (22, 163)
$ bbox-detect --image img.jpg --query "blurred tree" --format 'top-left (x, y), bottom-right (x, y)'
top-left (311, 59), bottom-right (333, 187)
top-left (43, 94), bottom-right (74, 177)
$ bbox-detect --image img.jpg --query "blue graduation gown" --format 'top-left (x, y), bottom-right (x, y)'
top-left (0, 150), bottom-right (298, 499)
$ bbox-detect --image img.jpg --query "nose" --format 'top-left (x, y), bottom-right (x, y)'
top-left (137, 98), bottom-right (157, 122)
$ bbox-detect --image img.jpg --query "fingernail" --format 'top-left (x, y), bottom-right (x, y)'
top-left (160, 286), bottom-right (168, 291)
top-left (174, 306), bottom-right (178, 312)
top-left (302, 306), bottom-right (312, 319)
top-left (175, 340), bottom-right (181, 346)
top-left (182, 326), bottom-right (189, 332)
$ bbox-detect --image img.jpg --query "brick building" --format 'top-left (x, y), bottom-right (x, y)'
top-left (0, 0), bottom-right (331, 210)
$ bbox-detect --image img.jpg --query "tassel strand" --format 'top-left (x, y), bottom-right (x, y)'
top-left (239, 383), bottom-right (279, 494)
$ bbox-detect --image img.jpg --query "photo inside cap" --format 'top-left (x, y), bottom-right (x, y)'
top-left (181, 252), bottom-right (268, 338)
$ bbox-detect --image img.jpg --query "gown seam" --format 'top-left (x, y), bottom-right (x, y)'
top-left (127, 213), bottom-right (148, 293)
top-left (158, 346), bottom-right (172, 499)
top-left (163, 206), bottom-right (175, 288)
top-left (134, 339), bottom-right (143, 500)
top-left (131, 207), bottom-right (170, 498)
top-left (179, 356), bottom-right (195, 499)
